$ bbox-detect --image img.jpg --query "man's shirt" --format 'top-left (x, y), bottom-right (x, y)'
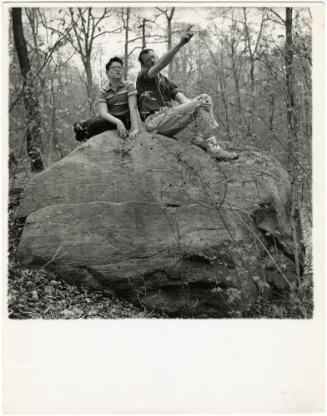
top-left (97, 80), bottom-right (137, 117)
top-left (136, 69), bottom-right (181, 120)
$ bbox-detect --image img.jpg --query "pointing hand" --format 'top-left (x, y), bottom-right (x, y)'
top-left (180, 28), bottom-right (193, 46)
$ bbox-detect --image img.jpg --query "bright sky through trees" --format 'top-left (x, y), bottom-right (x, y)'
top-left (31, 6), bottom-right (291, 85)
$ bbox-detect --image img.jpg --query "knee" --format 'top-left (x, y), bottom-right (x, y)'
top-left (144, 117), bottom-right (155, 131)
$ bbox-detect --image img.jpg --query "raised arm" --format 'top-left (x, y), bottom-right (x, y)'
top-left (147, 31), bottom-right (193, 79)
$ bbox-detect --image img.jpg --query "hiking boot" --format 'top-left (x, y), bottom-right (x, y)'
top-left (210, 148), bottom-right (239, 161)
top-left (191, 134), bottom-right (208, 151)
top-left (74, 121), bottom-right (88, 142)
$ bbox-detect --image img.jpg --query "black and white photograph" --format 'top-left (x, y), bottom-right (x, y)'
top-left (7, 5), bottom-right (314, 320)
top-left (3, 2), bottom-right (325, 414)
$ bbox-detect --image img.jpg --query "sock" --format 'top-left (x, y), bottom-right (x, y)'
top-left (205, 136), bottom-right (221, 152)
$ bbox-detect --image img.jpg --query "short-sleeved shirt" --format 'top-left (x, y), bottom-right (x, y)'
top-left (136, 69), bottom-right (181, 120)
top-left (97, 80), bottom-right (137, 117)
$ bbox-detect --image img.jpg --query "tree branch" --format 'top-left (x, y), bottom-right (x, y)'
top-left (253, 13), bottom-right (266, 56)
top-left (92, 27), bottom-right (122, 41)
top-left (128, 45), bottom-right (142, 56)
top-left (265, 8), bottom-right (286, 25)
top-left (69, 8), bottom-right (85, 58)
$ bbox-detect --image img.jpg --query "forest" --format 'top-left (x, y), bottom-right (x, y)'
top-left (8, 6), bottom-right (313, 319)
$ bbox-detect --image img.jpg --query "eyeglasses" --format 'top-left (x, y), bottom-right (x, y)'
top-left (109, 66), bottom-right (123, 72)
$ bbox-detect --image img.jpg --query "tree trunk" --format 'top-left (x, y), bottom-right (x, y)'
top-left (25, 9), bottom-right (42, 73)
top-left (124, 8), bottom-right (130, 80)
top-left (67, 7), bottom-right (111, 113)
top-left (269, 95), bottom-right (275, 130)
top-left (50, 76), bottom-right (64, 162)
top-left (285, 7), bottom-right (301, 282)
top-left (206, 43), bottom-right (230, 136)
top-left (12, 7), bottom-right (45, 172)
top-left (141, 18), bottom-right (146, 48)
top-left (230, 39), bottom-right (243, 117)
top-left (84, 58), bottom-right (94, 114)
top-left (249, 62), bottom-right (255, 93)
top-left (285, 7), bottom-right (295, 162)
top-left (242, 8), bottom-right (265, 136)
top-left (167, 8), bottom-right (175, 78)
top-left (218, 50), bottom-right (231, 137)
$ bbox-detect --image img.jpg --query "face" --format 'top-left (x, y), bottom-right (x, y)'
top-left (141, 50), bottom-right (157, 68)
top-left (107, 62), bottom-right (123, 80)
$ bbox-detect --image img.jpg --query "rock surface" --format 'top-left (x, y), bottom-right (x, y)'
top-left (17, 131), bottom-right (298, 317)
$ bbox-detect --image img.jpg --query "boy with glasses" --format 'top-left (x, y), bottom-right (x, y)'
top-left (74, 57), bottom-right (139, 141)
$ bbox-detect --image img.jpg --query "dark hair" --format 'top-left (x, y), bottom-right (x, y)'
top-left (138, 48), bottom-right (154, 64)
top-left (105, 57), bottom-right (124, 71)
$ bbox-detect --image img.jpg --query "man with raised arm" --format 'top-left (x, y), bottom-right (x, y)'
top-left (136, 30), bottom-right (238, 161)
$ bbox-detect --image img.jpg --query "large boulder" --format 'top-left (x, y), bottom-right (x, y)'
top-left (16, 131), bottom-right (299, 317)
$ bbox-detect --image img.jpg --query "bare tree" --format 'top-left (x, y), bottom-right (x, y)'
top-left (205, 41), bottom-right (231, 137)
top-left (214, 15), bottom-right (249, 133)
top-left (11, 7), bottom-right (45, 172)
top-left (285, 7), bottom-right (301, 281)
top-left (68, 8), bottom-right (112, 110)
top-left (242, 8), bottom-right (267, 133)
top-left (140, 18), bottom-right (148, 48)
top-left (121, 7), bottom-right (130, 80)
top-left (120, 9), bottom-right (160, 78)
top-left (45, 8), bottom-right (119, 112)
top-left (156, 7), bottom-right (175, 77)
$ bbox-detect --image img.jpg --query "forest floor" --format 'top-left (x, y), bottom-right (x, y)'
top-left (7, 178), bottom-right (313, 320)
